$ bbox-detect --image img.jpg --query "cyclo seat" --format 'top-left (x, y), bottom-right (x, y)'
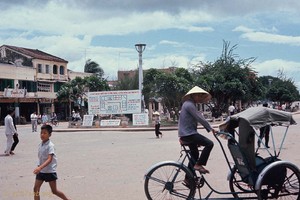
top-left (179, 138), bottom-right (192, 146)
top-left (179, 138), bottom-right (202, 148)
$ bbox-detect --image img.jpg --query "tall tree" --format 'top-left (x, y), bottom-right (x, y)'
top-left (191, 40), bottom-right (262, 116)
top-left (143, 68), bottom-right (193, 109)
top-left (84, 59), bottom-right (104, 78)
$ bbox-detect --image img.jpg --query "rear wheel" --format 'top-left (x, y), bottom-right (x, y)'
top-left (257, 163), bottom-right (300, 200)
top-left (144, 162), bottom-right (196, 200)
top-left (229, 166), bottom-right (257, 199)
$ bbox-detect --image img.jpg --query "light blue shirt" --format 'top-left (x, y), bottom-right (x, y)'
top-left (38, 140), bottom-right (57, 173)
top-left (178, 99), bottom-right (213, 137)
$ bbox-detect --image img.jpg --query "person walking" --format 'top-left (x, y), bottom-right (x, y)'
top-left (4, 107), bottom-right (17, 156)
top-left (178, 86), bottom-right (216, 175)
top-left (31, 111), bottom-right (38, 132)
top-left (153, 111), bottom-right (163, 138)
top-left (228, 104), bottom-right (235, 116)
top-left (33, 124), bottom-right (71, 200)
top-left (258, 102), bottom-right (270, 148)
top-left (10, 116), bottom-right (19, 155)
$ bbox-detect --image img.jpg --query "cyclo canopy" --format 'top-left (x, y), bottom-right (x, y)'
top-left (219, 107), bottom-right (296, 170)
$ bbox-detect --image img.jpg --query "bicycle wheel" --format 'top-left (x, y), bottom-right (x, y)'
top-left (257, 162), bottom-right (300, 200)
top-left (144, 161), bottom-right (196, 200)
top-left (229, 166), bottom-right (257, 199)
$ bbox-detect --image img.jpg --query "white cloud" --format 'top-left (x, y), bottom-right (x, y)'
top-left (234, 25), bottom-right (300, 46)
top-left (242, 32), bottom-right (300, 46)
top-left (254, 59), bottom-right (300, 88)
top-left (184, 26), bottom-right (214, 32)
top-left (159, 40), bottom-right (184, 47)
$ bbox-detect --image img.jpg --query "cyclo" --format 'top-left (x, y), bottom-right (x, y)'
top-left (144, 107), bottom-right (300, 199)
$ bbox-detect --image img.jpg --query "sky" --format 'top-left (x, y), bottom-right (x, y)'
top-left (1, 0), bottom-right (300, 89)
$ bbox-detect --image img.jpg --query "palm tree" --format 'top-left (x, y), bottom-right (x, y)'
top-left (84, 59), bottom-right (104, 78)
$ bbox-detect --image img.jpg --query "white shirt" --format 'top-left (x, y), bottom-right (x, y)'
top-left (228, 105), bottom-right (235, 112)
top-left (31, 113), bottom-right (37, 120)
top-left (4, 114), bottom-right (17, 136)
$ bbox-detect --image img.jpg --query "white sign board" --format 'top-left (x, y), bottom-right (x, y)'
top-left (100, 119), bottom-right (121, 126)
top-left (4, 88), bottom-right (27, 98)
top-left (88, 90), bottom-right (141, 115)
top-left (132, 113), bottom-right (149, 126)
top-left (82, 115), bottom-right (94, 127)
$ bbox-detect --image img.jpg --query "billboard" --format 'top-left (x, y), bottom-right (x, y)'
top-left (132, 113), bottom-right (149, 126)
top-left (88, 90), bottom-right (141, 115)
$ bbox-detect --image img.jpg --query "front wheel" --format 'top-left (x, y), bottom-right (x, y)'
top-left (144, 161), bottom-right (196, 200)
top-left (256, 162), bottom-right (300, 200)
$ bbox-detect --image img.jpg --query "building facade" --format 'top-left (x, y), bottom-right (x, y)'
top-left (0, 45), bottom-right (73, 123)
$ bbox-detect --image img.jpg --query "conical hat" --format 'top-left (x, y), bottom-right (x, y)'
top-left (182, 86), bottom-right (211, 102)
top-left (153, 111), bottom-right (160, 116)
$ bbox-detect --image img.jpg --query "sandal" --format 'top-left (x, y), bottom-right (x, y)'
top-left (194, 165), bottom-right (210, 174)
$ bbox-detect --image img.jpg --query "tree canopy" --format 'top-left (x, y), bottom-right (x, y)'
top-left (84, 59), bottom-right (104, 78)
top-left (190, 41), bottom-right (263, 116)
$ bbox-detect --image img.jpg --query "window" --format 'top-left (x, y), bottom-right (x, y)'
top-left (37, 64), bottom-right (42, 73)
top-left (45, 65), bottom-right (50, 74)
top-left (59, 66), bottom-right (64, 75)
top-left (19, 80), bottom-right (37, 92)
top-left (54, 82), bottom-right (64, 92)
top-left (0, 79), bottom-right (14, 90)
top-left (53, 65), bottom-right (58, 74)
top-left (37, 82), bottom-right (51, 92)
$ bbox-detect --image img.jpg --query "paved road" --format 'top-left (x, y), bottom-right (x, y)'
top-left (0, 114), bottom-right (300, 200)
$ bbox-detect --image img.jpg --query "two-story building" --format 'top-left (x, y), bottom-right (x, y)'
top-left (0, 45), bottom-right (70, 123)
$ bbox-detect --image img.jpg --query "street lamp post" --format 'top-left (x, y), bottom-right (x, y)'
top-left (135, 43), bottom-right (146, 112)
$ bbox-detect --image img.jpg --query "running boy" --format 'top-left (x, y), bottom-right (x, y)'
top-left (33, 124), bottom-right (70, 200)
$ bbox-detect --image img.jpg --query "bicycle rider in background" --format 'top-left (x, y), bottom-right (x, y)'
top-left (178, 86), bottom-right (216, 176)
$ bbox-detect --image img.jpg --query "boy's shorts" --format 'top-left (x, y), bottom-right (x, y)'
top-left (36, 172), bottom-right (58, 182)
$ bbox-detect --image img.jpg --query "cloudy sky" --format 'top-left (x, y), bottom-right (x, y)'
top-left (1, 0), bottom-right (300, 89)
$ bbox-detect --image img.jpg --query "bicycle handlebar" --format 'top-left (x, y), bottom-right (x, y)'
top-left (215, 131), bottom-right (234, 140)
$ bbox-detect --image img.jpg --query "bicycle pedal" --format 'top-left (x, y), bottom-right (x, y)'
top-left (195, 177), bottom-right (205, 188)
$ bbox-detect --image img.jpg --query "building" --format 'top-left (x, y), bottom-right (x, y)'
top-left (0, 44), bottom-right (71, 123)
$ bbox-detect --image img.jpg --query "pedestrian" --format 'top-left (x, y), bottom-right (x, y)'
top-left (33, 124), bottom-right (71, 200)
top-left (178, 86), bottom-right (216, 176)
top-left (281, 103), bottom-right (286, 111)
top-left (41, 113), bottom-right (48, 124)
top-left (10, 116), bottom-right (19, 155)
top-left (31, 111), bottom-right (38, 132)
top-left (258, 102), bottom-right (270, 148)
top-left (4, 107), bottom-right (18, 156)
top-left (153, 111), bottom-right (163, 138)
top-left (228, 103), bottom-right (235, 116)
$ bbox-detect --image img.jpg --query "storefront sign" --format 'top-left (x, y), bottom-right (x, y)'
top-left (4, 88), bottom-right (27, 98)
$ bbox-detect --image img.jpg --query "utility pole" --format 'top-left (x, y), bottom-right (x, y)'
top-left (135, 44), bottom-right (146, 112)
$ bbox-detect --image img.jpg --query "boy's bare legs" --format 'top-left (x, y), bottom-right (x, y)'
top-left (33, 179), bottom-right (44, 200)
top-left (49, 180), bottom-right (71, 200)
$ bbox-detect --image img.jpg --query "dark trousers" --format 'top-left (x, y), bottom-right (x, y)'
top-left (155, 124), bottom-right (162, 137)
top-left (11, 134), bottom-right (19, 152)
top-left (180, 134), bottom-right (214, 171)
top-left (258, 125), bottom-right (270, 147)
